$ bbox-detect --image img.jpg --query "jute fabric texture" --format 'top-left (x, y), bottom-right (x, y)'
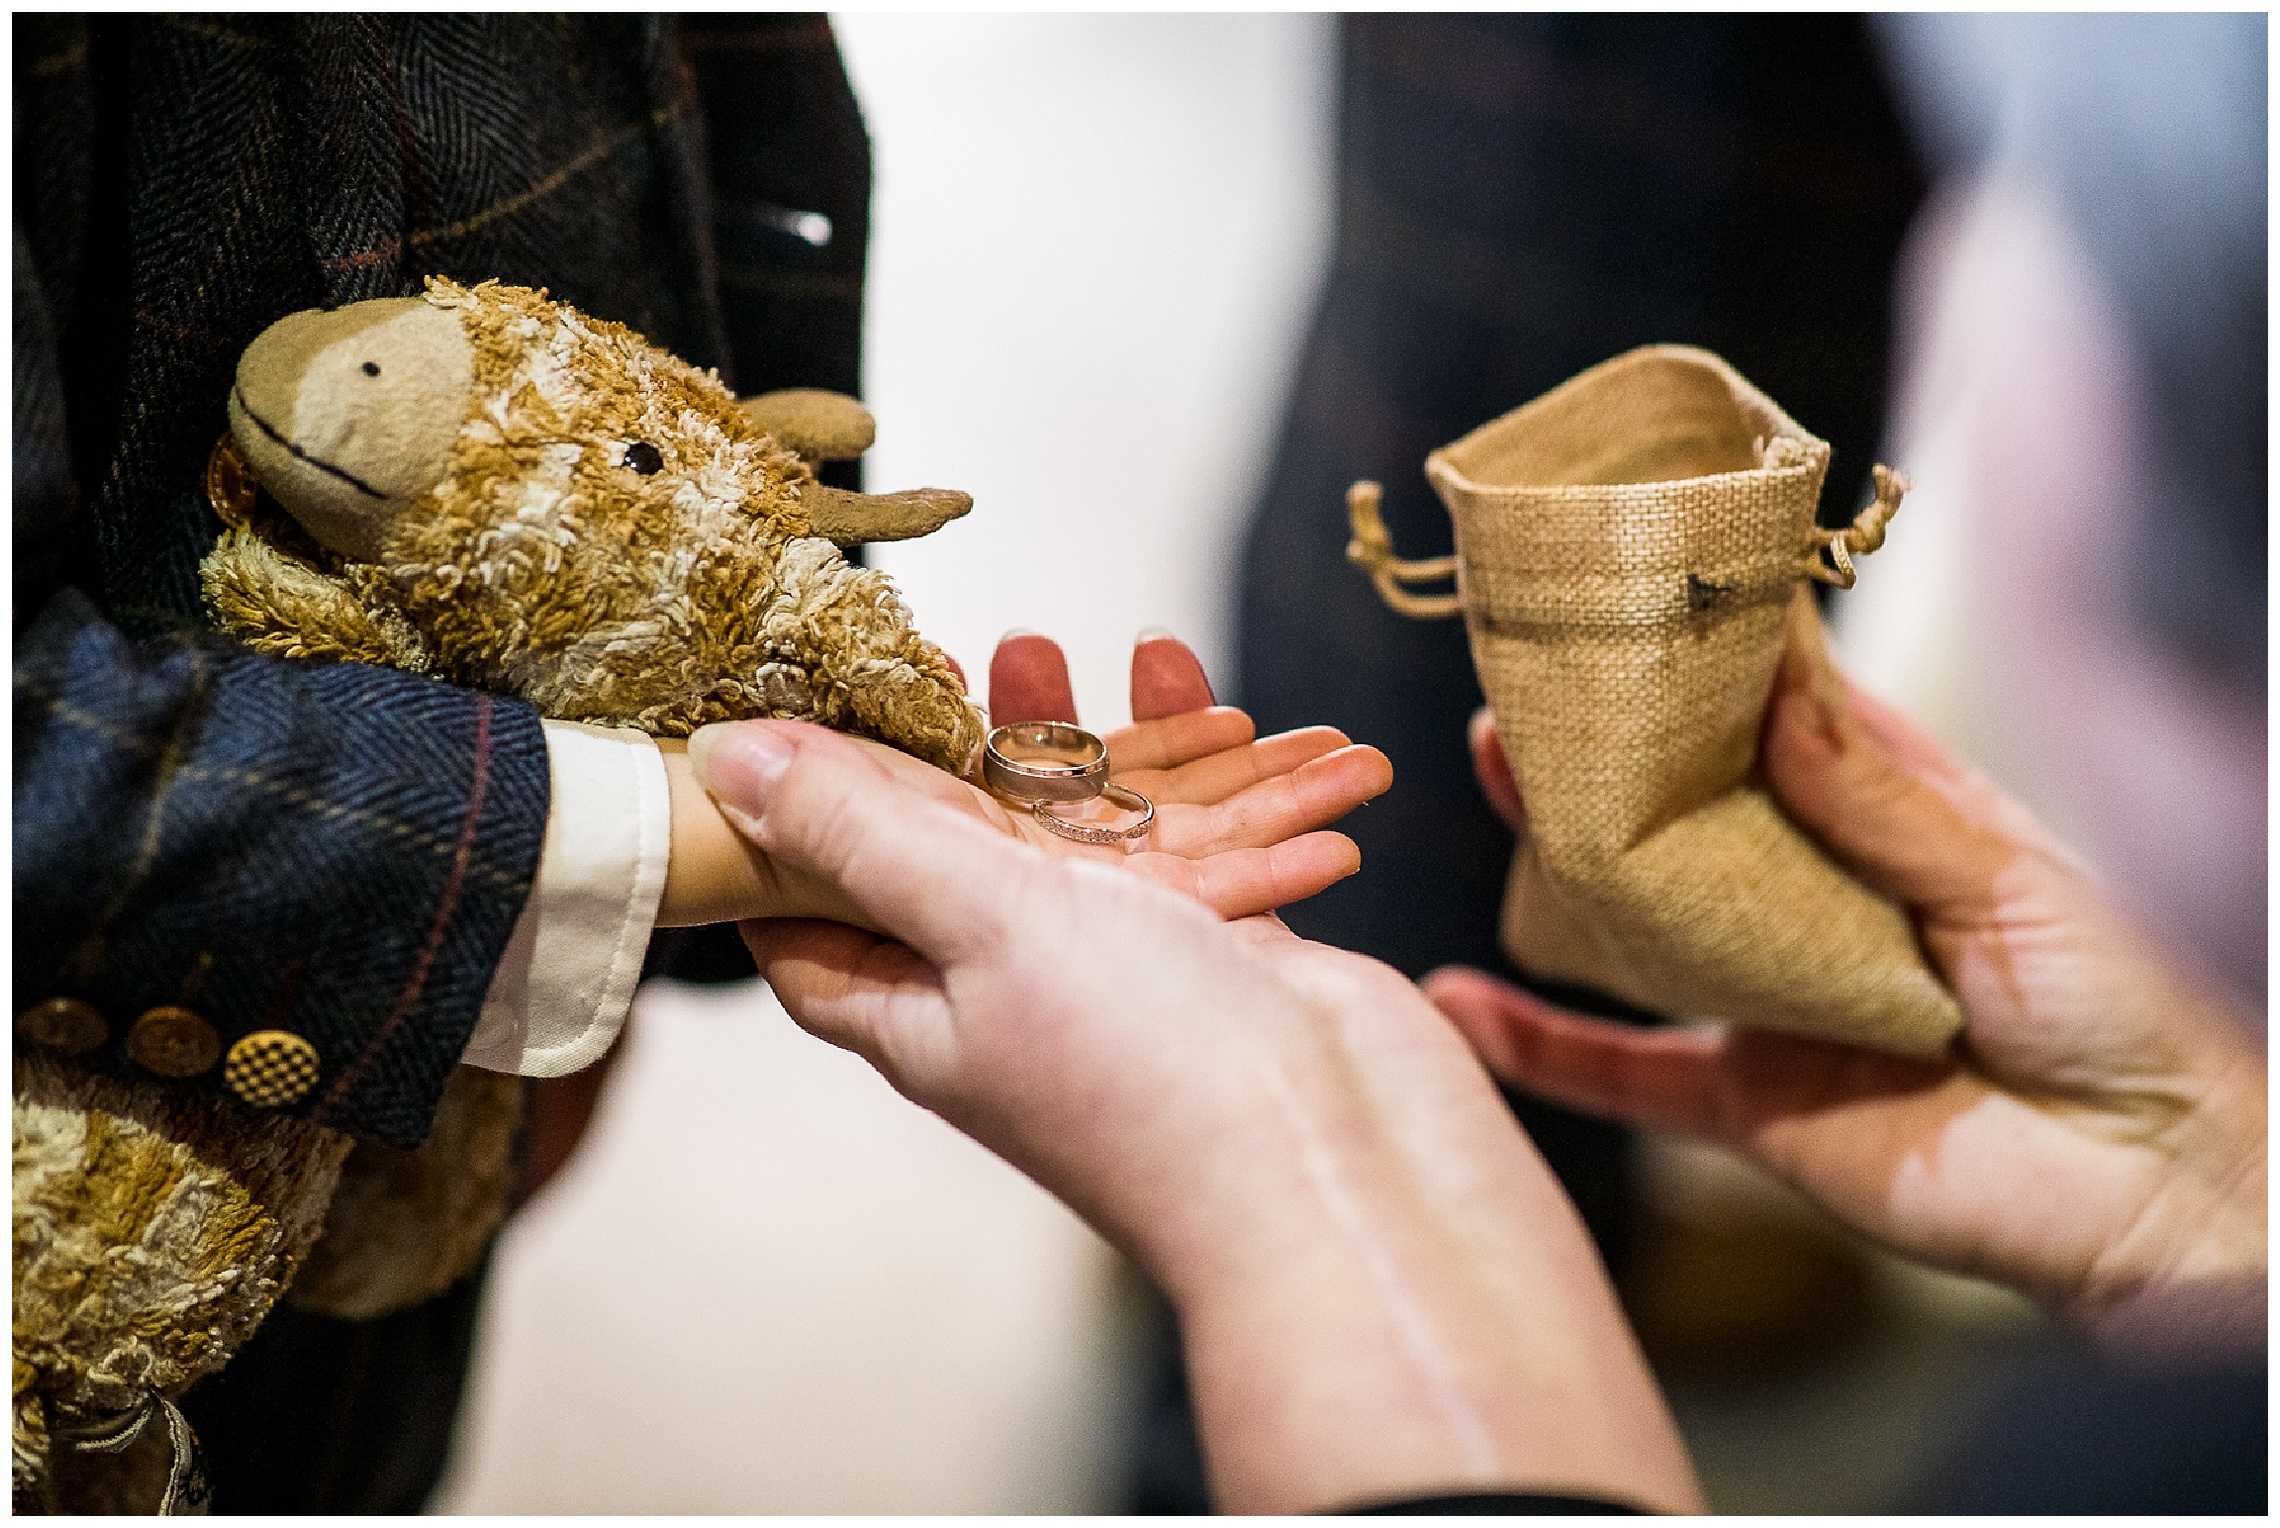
top-left (1423, 345), bottom-right (1961, 1056)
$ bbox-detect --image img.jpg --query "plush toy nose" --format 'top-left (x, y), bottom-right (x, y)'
top-left (228, 297), bottom-right (473, 561)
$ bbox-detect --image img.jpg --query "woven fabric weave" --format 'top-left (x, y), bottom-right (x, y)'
top-left (1426, 345), bottom-right (1961, 1055)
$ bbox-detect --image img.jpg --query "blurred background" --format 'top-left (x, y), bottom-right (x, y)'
top-left (437, 14), bottom-right (2265, 1514)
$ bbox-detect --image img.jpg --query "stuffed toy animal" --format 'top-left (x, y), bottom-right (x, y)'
top-left (14, 276), bottom-right (982, 1512)
top-left (204, 275), bottom-right (982, 766)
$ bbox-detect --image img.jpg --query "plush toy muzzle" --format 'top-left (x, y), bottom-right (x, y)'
top-left (226, 296), bottom-right (472, 563)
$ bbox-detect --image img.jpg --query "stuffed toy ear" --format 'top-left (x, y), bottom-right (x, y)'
top-left (738, 390), bottom-right (971, 546)
top-left (738, 389), bottom-right (876, 462)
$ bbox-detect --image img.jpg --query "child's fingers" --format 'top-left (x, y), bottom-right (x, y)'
top-left (1125, 832), bottom-right (1361, 919)
top-left (1138, 726), bottom-right (1362, 807)
top-left (988, 630), bottom-right (1080, 726)
top-left (1104, 706), bottom-right (1256, 773)
top-left (1146, 745), bottom-right (1392, 857)
top-left (1131, 631), bottom-right (1216, 720)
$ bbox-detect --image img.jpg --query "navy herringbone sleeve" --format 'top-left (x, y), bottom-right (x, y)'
top-left (13, 592), bottom-right (549, 1148)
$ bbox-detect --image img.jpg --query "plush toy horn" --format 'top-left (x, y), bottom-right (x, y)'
top-left (798, 483), bottom-right (971, 546)
top-left (739, 390), bottom-right (971, 546)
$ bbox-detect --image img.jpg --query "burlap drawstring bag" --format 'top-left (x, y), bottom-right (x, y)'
top-left (1349, 344), bottom-right (1961, 1056)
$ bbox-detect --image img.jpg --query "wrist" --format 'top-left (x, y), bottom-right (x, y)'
top-left (658, 739), bottom-right (864, 927)
top-left (2077, 1048), bottom-right (2268, 1358)
top-left (1127, 1017), bottom-right (1699, 1515)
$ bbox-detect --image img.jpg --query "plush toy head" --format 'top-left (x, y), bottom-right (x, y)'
top-left (205, 276), bottom-right (982, 770)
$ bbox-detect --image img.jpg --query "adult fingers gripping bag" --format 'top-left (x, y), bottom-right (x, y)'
top-left (1351, 344), bottom-right (1961, 1056)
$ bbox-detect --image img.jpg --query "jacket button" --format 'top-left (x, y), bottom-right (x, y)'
top-left (127, 1005), bottom-right (223, 1077)
top-left (222, 1030), bottom-right (322, 1108)
top-left (15, 997), bottom-right (107, 1054)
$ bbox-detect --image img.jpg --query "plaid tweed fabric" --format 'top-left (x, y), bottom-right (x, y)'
top-left (12, 590), bottom-right (548, 1149)
top-left (13, 13), bottom-right (870, 1150)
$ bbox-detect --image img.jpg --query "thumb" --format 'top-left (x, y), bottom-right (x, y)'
top-left (1468, 707), bottom-right (1527, 835)
top-left (1760, 648), bottom-right (2028, 926)
top-left (689, 719), bottom-right (1022, 964)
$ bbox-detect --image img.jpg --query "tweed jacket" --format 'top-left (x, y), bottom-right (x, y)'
top-left (13, 13), bottom-right (870, 1149)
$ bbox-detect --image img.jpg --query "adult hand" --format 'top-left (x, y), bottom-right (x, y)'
top-left (1426, 647), bottom-right (2267, 1356)
top-left (689, 717), bottom-right (1701, 1515)
top-left (660, 629), bottom-right (1390, 926)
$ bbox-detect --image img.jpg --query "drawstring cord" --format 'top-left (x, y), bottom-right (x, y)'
top-left (1804, 464), bottom-right (1907, 589)
top-left (1344, 481), bottom-right (1462, 619)
top-left (1347, 462), bottom-right (1907, 617)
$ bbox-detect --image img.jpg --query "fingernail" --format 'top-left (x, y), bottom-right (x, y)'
top-left (1778, 670), bottom-right (1845, 752)
top-left (999, 627), bottom-right (1041, 643)
top-left (1135, 625), bottom-right (1178, 646)
top-left (1773, 641), bottom-right (1848, 745)
top-left (687, 721), bottom-right (796, 808)
top-left (1774, 639), bottom-right (1813, 698)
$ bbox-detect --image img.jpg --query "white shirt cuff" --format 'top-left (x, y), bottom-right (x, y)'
top-left (463, 720), bottom-right (671, 1077)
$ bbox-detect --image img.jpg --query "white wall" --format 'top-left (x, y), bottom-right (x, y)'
top-left (847, 12), bottom-right (1337, 726)
top-left (437, 17), bottom-right (1336, 1513)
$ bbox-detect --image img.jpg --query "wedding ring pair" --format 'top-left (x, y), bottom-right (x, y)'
top-left (982, 722), bottom-right (1154, 845)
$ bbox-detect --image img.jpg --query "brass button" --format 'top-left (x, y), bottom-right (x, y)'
top-left (127, 1005), bottom-right (223, 1078)
top-left (16, 997), bottom-right (108, 1054)
top-left (222, 1030), bottom-right (322, 1108)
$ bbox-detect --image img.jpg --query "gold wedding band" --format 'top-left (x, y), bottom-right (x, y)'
top-left (1032, 782), bottom-right (1155, 845)
top-left (983, 721), bottom-right (1110, 803)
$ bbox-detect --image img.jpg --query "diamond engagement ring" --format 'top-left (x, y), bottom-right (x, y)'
top-left (1031, 782), bottom-right (1155, 845)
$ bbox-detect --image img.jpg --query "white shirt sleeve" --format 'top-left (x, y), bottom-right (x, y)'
top-left (462, 720), bottom-right (671, 1077)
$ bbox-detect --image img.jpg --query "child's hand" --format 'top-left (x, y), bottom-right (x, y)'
top-left (661, 630), bottom-right (1391, 928)
top-left (979, 629), bottom-right (1392, 914)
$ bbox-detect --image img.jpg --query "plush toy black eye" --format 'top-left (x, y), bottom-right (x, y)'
top-left (623, 442), bottom-right (664, 475)
top-left (362, 361), bottom-right (381, 377)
